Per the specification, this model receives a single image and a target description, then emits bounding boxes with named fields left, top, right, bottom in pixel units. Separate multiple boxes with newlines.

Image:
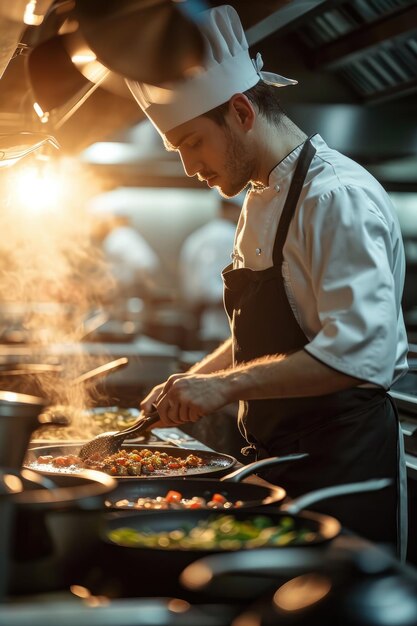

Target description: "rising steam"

left=0, top=156, right=120, bottom=436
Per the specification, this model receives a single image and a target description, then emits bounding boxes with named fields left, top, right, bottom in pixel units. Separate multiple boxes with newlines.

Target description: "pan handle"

left=180, top=548, right=326, bottom=593
left=220, top=452, right=309, bottom=483
left=20, top=468, right=58, bottom=490
left=70, top=357, right=129, bottom=386
left=180, top=541, right=391, bottom=595
left=282, top=478, right=393, bottom=515
left=0, top=468, right=57, bottom=491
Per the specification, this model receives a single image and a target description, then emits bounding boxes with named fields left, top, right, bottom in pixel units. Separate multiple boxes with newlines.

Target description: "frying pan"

left=30, top=405, right=144, bottom=445
left=97, top=478, right=391, bottom=599
left=104, top=454, right=308, bottom=510
left=0, top=357, right=128, bottom=398
left=25, top=443, right=238, bottom=479
left=179, top=535, right=394, bottom=603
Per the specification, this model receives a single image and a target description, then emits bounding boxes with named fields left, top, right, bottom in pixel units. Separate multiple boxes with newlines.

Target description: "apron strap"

left=273, top=139, right=316, bottom=267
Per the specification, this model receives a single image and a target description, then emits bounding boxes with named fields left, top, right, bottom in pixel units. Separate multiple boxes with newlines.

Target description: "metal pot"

left=6, top=468, right=117, bottom=595
left=0, top=468, right=26, bottom=600
left=0, top=390, right=48, bottom=469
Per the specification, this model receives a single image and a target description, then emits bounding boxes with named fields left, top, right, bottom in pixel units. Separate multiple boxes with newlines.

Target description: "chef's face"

left=164, top=114, right=255, bottom=197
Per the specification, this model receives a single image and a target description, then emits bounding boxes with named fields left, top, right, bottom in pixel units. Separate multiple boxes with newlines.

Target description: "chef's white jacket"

left=233, top=134, right=408, bottom=388
left=180, top=218, right=236, bottom=342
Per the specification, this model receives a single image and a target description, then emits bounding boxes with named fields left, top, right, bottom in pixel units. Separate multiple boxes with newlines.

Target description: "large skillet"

left=25, top=442, right=237, bottom=478
left=179, top=535, right=396, bottom=604
left=97, top=478, right=391, bottom=599
left=105, top=454, right=308, bottom=510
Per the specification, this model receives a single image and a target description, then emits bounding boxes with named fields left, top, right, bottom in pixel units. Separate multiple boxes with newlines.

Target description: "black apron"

left=222, top=139, right=402, bottom=549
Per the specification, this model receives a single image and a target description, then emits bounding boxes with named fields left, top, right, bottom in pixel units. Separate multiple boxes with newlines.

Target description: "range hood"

left=283, top=0, right=417, bottom=106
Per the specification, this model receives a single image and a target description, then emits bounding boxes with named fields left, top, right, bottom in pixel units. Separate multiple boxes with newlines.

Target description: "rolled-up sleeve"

left=303, top=185, right=399, bottom=388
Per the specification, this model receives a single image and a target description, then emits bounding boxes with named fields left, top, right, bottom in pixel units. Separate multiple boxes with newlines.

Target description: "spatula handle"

left=115, top=409, right=160, bottom=439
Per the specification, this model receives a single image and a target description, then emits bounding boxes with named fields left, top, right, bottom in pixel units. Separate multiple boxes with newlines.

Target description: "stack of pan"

left=24, top=439, right=390, bottom=604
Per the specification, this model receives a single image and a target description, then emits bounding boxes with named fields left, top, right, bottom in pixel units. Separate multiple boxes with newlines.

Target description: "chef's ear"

left=228, top=93, right=256, bottom=131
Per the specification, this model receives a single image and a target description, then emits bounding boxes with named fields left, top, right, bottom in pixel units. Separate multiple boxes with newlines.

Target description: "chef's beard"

left=217, top=124, right=256, bottom=198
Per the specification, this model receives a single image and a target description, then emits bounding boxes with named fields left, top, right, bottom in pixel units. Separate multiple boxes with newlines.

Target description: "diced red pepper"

left=165, top=490, right=182, bottom=503
left=211, top=493, right=227, bottom=504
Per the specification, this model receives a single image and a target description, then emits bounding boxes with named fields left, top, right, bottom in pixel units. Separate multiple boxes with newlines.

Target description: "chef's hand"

left=140, top=374, right=189, bottom=428
left=155, top=373, right=231, bottom=426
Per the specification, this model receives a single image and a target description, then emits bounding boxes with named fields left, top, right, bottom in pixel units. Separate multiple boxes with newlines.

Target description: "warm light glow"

left=273, top=574, right=332, bottom=612
left=11, top=164, right=67, bottom=213
left=81, top=142, right=142, bottom=165
left=0, top=158, right=116, bottom=431
left=72, top=53, right=97, bottom=64
left=3, top=474, right=23, bottom=494
left=33, top=102, right=44, bottom=117
left=33, top=102, right=49, bottom=123
left=70, top=585, right=91, bottom=598
left=167, top=599, right=190, bottom=613
left=180, top=562, right=212, bottom=590
left=24, top=0, right=44, bottom=26
left=1, top=391, right=20, bottom=403
left=70, top=587, right=110, bottom=607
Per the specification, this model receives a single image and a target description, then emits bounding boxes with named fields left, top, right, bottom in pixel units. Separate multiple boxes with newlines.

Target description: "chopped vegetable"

left=165, top=490, right=182, bottom=503
left=106, top=489, right=244, bottom=510
left=32, top=448, right=205, bottom=477
left=211, top=493, right=227, bottom=504
left=107, top=515, right=316, bottom=550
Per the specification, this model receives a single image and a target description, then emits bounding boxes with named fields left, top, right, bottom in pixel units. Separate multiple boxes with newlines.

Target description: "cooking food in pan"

left=31, top=406, right=141, bottom=442
left=107, top=514, right=315, bottom=550
left=26, top=444, right=237, bottom=478
left=109, top=489, right=245, bottom=510
left=104, top=454, right=306, bottom=509
left=35, top=448, right=204, bottom=477
left=100, top=479, right=388, bottom=601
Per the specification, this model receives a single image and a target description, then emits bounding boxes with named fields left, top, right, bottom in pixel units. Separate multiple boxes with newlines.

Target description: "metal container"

left=0, top=390, right=47, bottom=469
left=7, top=468, right=117, bottom=595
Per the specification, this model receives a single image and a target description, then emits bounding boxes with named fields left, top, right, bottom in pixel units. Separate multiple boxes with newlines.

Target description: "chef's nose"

left=179, top=151, right=201, bottom=178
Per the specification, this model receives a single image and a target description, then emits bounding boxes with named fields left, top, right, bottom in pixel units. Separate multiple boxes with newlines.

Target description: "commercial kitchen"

left=1, top=1, right=417, bottom=625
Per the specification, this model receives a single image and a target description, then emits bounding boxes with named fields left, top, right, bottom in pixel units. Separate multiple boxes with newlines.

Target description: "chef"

left=127, top=5, right=409, bottom=554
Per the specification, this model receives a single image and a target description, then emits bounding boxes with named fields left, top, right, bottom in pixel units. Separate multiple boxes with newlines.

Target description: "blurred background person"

left=178, top=193, right=247, bottom=460
left=179, top=194, right=243, bottom=351
left=90, top=210, right=162, bottom=320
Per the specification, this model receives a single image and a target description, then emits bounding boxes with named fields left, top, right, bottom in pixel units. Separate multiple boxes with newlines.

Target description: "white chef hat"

left=126, top=4, right=297, bottom=135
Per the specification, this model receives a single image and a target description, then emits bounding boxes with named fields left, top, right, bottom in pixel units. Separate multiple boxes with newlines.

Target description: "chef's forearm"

left=221, top=349, right=363, bottom=400
left=188, top=337, right=233, bottom=374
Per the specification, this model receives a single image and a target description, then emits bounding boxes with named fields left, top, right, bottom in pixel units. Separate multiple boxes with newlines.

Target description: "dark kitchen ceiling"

left=0, top=0, right=416, bottom=188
